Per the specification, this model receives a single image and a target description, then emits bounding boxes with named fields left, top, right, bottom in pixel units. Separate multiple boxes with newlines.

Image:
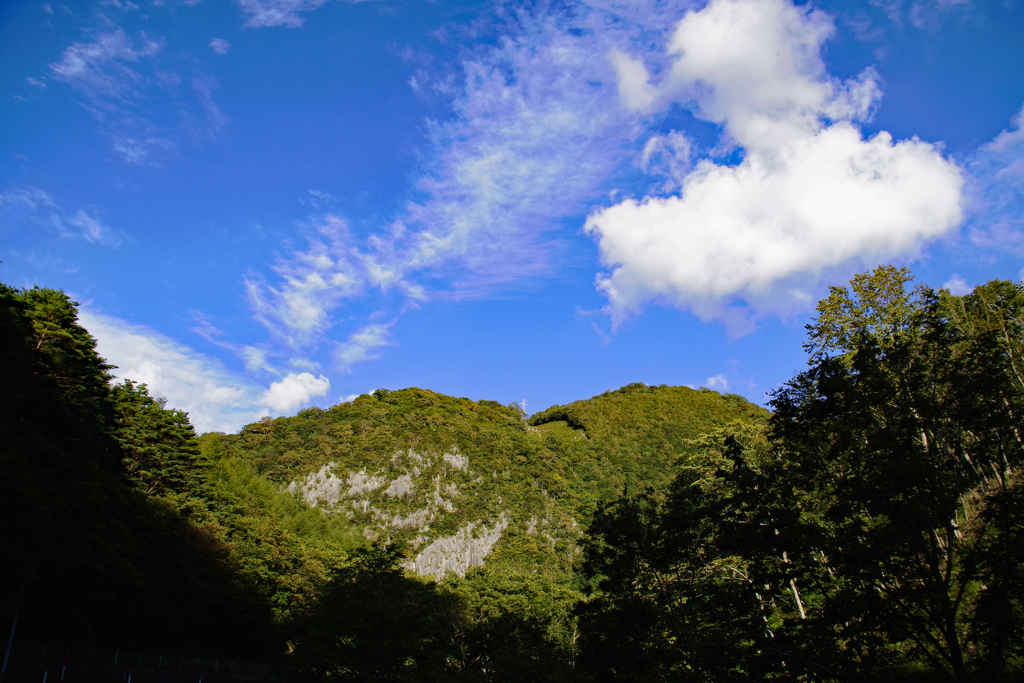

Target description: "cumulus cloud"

left=336, top=323, right=393, bottom=370
left=705, top=373, right=729, bottom=391
left=260, top=372, right=330, bottom=414
left=942, top=274, right=972, bottom=295
left=47, top=29, right=227, bottom=164
left=584, top=0, right=964, bottom=331
left=0, top=188, right=122, bottom=245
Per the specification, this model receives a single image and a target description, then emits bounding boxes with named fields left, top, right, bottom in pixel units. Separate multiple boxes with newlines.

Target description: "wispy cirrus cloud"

left=237, top=0, right=333, bottom=28
left=335, top=323, right=393, bottom=371
left=863, top=0, right=972, bottom=30
left=49, top=29, right=162, bottom=96
left=245, top=0, right=697, bottom=361
left=964, top=102, right=1024, bottom=253
left=0, top=188, right=123, bottom=246
left=209, top=38, right=231, bottom=54
left=46, top=28, right=227, bottom=164
left=245, top=215, right=368, bottom=349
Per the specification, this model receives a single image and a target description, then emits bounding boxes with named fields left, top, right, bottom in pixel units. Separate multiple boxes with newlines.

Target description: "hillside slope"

left=207, top=384, right=767, bottom=579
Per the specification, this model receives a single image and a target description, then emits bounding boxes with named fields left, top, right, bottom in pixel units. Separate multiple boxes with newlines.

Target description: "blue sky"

left=2, top=0, right=1023, bottom=433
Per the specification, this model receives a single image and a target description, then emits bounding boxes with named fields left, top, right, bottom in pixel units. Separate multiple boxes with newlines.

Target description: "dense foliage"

left=577, top=267, right=1024, bottom=682
left=193, top=376, right=764, bottom=679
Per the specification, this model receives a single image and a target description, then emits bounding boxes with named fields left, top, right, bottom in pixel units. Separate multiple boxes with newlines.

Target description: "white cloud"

left=942, top=274, right=972, bottom=295
left=609, top=48, right=657, bottom=113
left=209, top=38, right=231, bottom=54
left=260, top=372, right=330, bottom=414
left=908, top=0, right=971, bottom=30
left=49, top=30, right=162, bottom=95
left=983, top=104, right=1024, bottom=158
left=639, top=131, right=693, bottom=192
left=245, top=3, right=684, bottom=351
left=965, top=103, right=1024, bottom=252
left=336, top=323, right=393, bottom=370
left=68, top=210, right=119, bottom=244
left=584, top=0, right=964, bottom=331
left=0, top=188, right=121, bottom=245
left=705, top=373, right=729, bottom=391
left=82, top=310, right=340, bottom=432
left=47, top=29, right=226, bottom=164
left=246, top=215, right=366, bottom=347
left=80, top=310, right=268, bottom=433
left=237, top=0, right=332, bottom=28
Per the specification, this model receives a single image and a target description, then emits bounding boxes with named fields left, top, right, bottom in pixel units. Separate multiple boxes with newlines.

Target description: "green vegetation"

left=577, top=267, right=1024, bottom=681
left=2, top=267, right=1022, bottom=681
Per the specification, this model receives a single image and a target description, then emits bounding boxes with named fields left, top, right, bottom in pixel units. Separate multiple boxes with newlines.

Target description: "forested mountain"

left=203, top=382, right=764, bottom=582
left=2, top=267, right=1022, bottom=682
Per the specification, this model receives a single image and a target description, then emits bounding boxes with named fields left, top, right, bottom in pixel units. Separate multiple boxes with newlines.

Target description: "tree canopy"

left=576, top=268, right=1024, bottom=681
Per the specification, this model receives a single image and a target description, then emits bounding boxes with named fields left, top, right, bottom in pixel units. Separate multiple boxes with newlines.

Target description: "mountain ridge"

left=202, top=383, right=768, bottom=580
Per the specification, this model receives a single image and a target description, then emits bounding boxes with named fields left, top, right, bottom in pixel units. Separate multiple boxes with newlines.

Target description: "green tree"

left=576, top=422, right=799, bottom=682
left=289, top=543, right=466, bottom=681
left=110, top=379, right=206, bottom=496
left=0, top=283, right=278, bottom=655
left=577, top=269, right=1024, bottom=681
left=451, top=563, right=583, bottom=682
left=768, top=268, right=1024, bottom=679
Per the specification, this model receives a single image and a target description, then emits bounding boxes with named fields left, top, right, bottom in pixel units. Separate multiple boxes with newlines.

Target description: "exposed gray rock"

left=288, top=448, right=517, bottom=578
left=385, top=474, right=415, bottom=498
left=393, top=449, right=424, bottom=464
left=443, top=450, right=469, bottom=470
left=391, top=507, right=432, bottom=529
left=347, top=469, right=386, bottom=497
left=433, top=487, right=456, bottom=513
left=403, top=514, right=510, bottom=580
left=297, top=463, right=344, bottom=507
left=290, top=464, right=390, bottom=508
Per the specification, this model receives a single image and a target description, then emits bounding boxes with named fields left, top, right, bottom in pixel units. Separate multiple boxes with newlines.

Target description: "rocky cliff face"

left=287, top=448, right=526, bottom=579
left=403, top=513, right=510, bottom=580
